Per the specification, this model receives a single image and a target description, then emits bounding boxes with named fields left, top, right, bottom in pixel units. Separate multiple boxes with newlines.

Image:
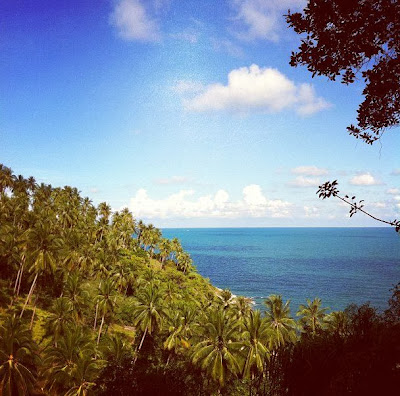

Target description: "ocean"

left=162, top=227, right=400, bottom=313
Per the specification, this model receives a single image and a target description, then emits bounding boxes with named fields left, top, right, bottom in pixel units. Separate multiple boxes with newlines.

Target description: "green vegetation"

left=0, top=164, right=399, bottom=395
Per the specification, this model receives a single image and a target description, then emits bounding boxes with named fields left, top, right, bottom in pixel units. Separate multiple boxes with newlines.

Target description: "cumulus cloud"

left=110, top=0, right=161, bottom=42
left=350, top=173, right=381, bottom=186
left=230, top=0, right=306, bottom=42
left=128, top=184, right=292, bottom=219
left=289, top=176, right=320, bottom=188
left=176, top=64, right=330, bottom=115
left=387, top=188, right=400, bottom=195
left=292, top=165, right=328, bottom=176
left=155, top=176, right=191, bottom=185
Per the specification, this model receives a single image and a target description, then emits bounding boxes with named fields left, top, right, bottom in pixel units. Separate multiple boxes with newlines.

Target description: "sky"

left=1, top=0, right=399, bottom=228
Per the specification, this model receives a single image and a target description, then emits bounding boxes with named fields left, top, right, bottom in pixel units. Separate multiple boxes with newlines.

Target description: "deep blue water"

left=162, top=228, right=400, bottom=312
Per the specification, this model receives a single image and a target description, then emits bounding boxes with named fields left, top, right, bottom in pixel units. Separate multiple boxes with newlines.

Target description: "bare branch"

left=317, top=181, right=400, bottom=233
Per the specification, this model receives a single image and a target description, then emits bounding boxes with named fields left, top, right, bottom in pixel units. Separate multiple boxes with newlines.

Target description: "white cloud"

left=370, top=202, right=386, bottom=208
left=178, top=64, right=330, bottom=115
left=230, top=0, right=306, bottom=42
left=210, top=38, right=244, bottom=58
left=155, top=176, right=191, bottom=185
left=289, top=176, right=320, bottom=187
left=170, top=31, right=198, bottom=43
left=292, top=165, right=328, bottom=176
left=110, top=0, right=160, bottom=42
left=387, top=188, right=400, bottom=195
left=128, top=184, right=292, bottom=219
left=304, top=206, right=319, bottom=218
left=391, top=169, right=400, bottom=176
left=350, top=173, right=381, bottom=186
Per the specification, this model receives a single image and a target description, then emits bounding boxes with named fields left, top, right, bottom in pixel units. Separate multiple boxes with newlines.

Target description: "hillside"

left=0, top=164, right=399, bottom=395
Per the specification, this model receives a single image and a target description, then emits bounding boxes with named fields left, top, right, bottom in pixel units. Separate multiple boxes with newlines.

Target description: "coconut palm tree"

left=176, top=251, right=193, bottom=274
left=241, top=310, right=270, bottom=379
left=218, top=288, right=233, bottom=310
left=132, top=283, right=166, bottom=356
left=163, top=304, right=197, bottom=353
left=63, top=272, right=89, bottom=323
left=231, top=296, right=253, bottom=323
left=0, top=316, right=37, bottom=396
left=297, top=298, right=329, bottom=335
left=158, top=238, right=172, bottom=268
left=63, top=355, right=104, bottom=396
left=264, top=295, right=297, bottom=349
left=170, top=237, right=182, bottom=262
left=43, top=326, right=96, bottom=394
left=95, top=278, right=116, bottom=344
left=100, top=334, right=132, bottom=365
left=45, top=297, right=74, bottom=346
left=20, top=223, right=63, bottom=318
left=0, top=164, right=14, bottom=194
left=192, top=308, right=241, bottom=388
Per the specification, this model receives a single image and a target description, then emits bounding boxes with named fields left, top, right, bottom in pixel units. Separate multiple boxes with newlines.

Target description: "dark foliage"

left=287, top=0, right=400, bottom=144
left=278, top=303, right=400, bottom=395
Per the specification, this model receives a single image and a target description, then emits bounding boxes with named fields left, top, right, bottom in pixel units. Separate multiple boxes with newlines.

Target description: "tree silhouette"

left=287, top=0, right=400, bottom=144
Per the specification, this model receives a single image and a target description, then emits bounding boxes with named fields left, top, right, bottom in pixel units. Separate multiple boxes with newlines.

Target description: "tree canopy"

left=287, top=0, right=400, bottom=144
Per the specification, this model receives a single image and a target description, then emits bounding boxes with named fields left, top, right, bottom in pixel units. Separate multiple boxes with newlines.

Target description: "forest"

left=0, top=164, right=399, bottom=395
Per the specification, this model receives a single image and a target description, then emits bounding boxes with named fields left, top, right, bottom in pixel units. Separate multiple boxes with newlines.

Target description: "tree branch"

left=317, top=180, right=400, bottom=232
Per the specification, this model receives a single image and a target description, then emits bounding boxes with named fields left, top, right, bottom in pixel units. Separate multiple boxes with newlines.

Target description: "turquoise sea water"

left=162, top=227, right=400, bottom=312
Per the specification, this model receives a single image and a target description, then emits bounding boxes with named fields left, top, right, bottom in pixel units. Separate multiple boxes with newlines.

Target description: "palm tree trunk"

left=20, top=272, right=38, bottom=318
left=93, top=302, right=99, bottom=330
left=14, top=267, right=21, bottom=295
left=16, top=262, right=24, bottom=297
left=138, top=327, right=148, bottom=351
left=133, top=327, right=148, bottom=363
left=97, top=314, right=105, bottom=345
left=29, top=296, right=38, bottom=330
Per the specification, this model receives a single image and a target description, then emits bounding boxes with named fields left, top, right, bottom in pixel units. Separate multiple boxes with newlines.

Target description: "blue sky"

left=1, top=0, right=399, bottom=227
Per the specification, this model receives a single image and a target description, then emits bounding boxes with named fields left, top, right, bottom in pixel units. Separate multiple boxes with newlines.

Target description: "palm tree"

left=170, top=237, right=182, bottom=262
left=43, top=326, right=96, bottom=394
left=163, top=304, right=197, bottom=353
left=63, top=355, right=104, bottom=396
left=0, top=164, right=14, bottom=194
left=45, top=297, right=74, bottom=346
left=176, top=251, right=193, bottom=274
left=20, top=223, right=62, bottom=318
left=0, top=316, right=37, bottom=395
left=218, top=288, right=233, bottom=310
left=297, top=298, right=329, bottom=335
left=192, top=308, right=241, bottom=388
left=95, top=278, right=116, bottom=344
left=325, top=310, right=349, bottom=336
left=158, top=238, right=172, bottom=268
left=264, top=295, right=297, bottom=349
left=241, top=310, right=270, bottom=379
left=97, top=202, right=111, bottom=243
left=231, top=296, right=253, bottom=323
left=63, top=272, right=89, bottom=323
left=132, top=283, right=166, bottom=356
left=100, top=334, right=132, bottom=365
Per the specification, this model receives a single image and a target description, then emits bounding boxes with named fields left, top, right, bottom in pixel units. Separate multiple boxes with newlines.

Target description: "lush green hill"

left=1, top=164, right=399, bottom=395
